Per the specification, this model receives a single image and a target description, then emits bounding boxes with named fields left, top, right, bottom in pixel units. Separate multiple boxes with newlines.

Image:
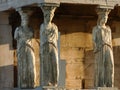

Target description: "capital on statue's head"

left=96, top=8, right=111, bottom=16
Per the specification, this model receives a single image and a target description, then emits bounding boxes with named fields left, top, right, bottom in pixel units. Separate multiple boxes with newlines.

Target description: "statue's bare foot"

left=48, top=82, right=52, bottom=86
left=54, top=83, right=57, bottom=87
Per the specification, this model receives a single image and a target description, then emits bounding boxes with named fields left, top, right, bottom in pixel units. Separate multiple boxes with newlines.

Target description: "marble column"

left=39, top=3, right=59, bottom=87
left=92, top=7, right=114, bottom=88
left=14, top=8, right=37, bottom=89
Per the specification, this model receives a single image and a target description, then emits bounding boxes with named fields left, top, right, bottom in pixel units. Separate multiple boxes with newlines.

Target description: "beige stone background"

left=0, top=4, right=120, bottom=89
left=0, top=12, right=14, bottom=89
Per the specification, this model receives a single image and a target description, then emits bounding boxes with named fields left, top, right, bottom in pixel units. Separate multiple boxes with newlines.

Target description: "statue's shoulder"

left=40, top=23, right=44, bottom=28
left=106, top=25, right=110, bottom=28
left=40, top=23, right=44, bottom=33
left=92, top=26, right=98, bottom=33
left=105, top=25, right=111, bottom=33
left=52, top=23, right=58, bottom=30
left=15, top=26, right=22, bottom=31
left=106, top=25, right=111, bottom=30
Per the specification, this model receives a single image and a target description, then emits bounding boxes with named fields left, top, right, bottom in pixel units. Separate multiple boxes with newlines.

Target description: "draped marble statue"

left=14, top=9, right=36, bottom=88
left=40, top=5, right=59, bottom=86
left=92, top=8, right=114, bottom=87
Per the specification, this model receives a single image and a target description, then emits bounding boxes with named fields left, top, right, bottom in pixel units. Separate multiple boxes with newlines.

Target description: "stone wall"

left=112, top=21, right=120, bottom=89
left=0, top=12, right=14, bottom=89
left=56, top=18, right=94, bottom=89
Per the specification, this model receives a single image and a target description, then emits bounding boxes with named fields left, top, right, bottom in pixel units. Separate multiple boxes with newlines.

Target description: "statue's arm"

left=107, top=26, right=112, bottom=47
left=48, top=23, right=58, bottom=42
left=40, top=24, right=44, bottom=47
left=92, top=27, right=98, bottom=53
left=55, top=25, right=58, bottom=41
left=14, top=27, right=19, bottom=40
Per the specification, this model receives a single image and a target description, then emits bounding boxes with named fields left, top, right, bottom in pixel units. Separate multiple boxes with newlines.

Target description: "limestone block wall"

left=0, top=12, right=14, bottom=89
left=112, top=21, right=120, bottom=89
left=57, top=18, right=86, bottom=89
left=56, top=18, right=95, bottom=89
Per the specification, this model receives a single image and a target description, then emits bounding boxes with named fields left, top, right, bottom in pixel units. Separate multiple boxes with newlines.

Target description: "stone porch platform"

left=0, top=87, right=117, bottom=90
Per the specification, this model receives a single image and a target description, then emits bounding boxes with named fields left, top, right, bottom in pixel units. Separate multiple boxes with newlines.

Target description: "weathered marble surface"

left=14, top=9, right=36, bottom=88
left=92, top=8, right=114, bottom=87
left=40, top=5, right=59, bottom=86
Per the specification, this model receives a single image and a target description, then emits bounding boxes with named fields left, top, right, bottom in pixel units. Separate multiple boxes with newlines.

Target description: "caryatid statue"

left=14, top=8, right=36, bottom=88
left=92, top=8, right=114, bottom=87
left=40, top=5, right=59, bottom=86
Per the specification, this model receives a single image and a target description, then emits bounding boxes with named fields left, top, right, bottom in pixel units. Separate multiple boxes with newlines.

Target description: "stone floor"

left=13, top=87, right=97, bottom=90
left=1, top=87, right=118, bottom=90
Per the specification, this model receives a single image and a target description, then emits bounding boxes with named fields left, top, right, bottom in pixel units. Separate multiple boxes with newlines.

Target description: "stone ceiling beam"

left=0, top=0, right=119, bottom=12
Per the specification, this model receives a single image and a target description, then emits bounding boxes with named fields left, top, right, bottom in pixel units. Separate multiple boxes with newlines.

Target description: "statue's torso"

left=16, top=26, right=33, bottom=44
left=40, top=23, right=58, bottom=48
left=94, top=26, right=112, bottom=48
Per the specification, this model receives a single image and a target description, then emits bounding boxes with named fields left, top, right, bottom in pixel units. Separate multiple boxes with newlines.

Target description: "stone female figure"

left=40, top=6, right=59, bottom=86
left=92, top=8, right=114, bottom=87
left=14, top=10, right=36, bottom=88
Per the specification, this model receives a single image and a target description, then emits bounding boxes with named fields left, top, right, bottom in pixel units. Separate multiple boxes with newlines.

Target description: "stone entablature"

left=0, top=0, right=119, bottom=11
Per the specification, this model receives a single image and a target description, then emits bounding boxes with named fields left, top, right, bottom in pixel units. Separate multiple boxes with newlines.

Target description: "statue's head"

left=96, top=8, right=111, bottom=26
left=41, top=6, right=56, bottom=23
left=16, top=8, right=29, bottom=26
